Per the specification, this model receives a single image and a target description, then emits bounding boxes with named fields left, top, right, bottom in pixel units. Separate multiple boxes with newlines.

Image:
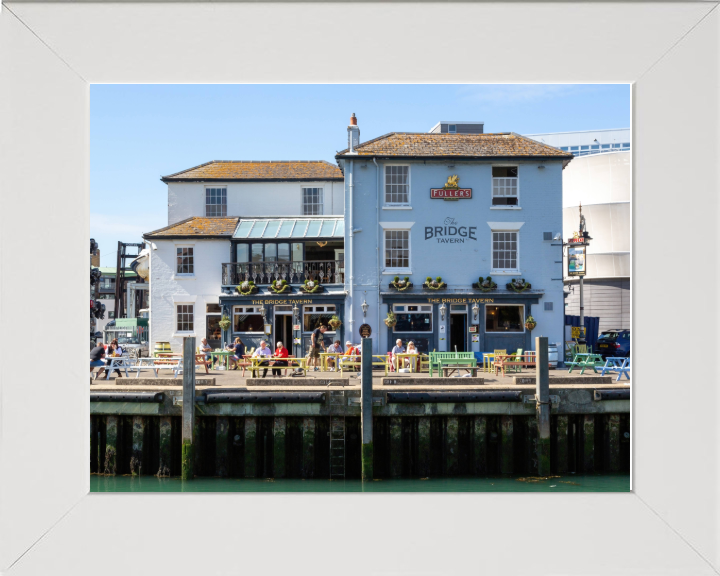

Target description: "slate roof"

left=336, top=132, right=573, bottom=160
left=161, top=161, right=343, bottom=182
left=144, top=217, right=240, bottom=238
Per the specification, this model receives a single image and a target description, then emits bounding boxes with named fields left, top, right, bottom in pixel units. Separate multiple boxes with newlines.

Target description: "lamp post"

left=259, top=303, right=266, bottom=323
left=439, top=302, right=447, bottom=321
left=577, top=203, right=592, bottom=339
left=472, top=302, right=479, bottom=322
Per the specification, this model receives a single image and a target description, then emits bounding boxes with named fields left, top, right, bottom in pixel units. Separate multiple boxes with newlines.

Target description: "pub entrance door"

left=274, top=306, right=294, bottom=350
left=449, top=305, right=468, bottom=351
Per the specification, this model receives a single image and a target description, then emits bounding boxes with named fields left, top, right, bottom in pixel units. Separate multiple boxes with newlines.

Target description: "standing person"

left=227, top=337, right=245, bottom=370
left=271, top=341, right=289, bottom=376
left=308, top=324, right=328, bottom=372
left=326, top=339, right=343, bottom=371
left=391, top=338, right=405, bottom=371
left=251, top=340, right=273, bottom=378
left=90, top=342, right=106, bottom=380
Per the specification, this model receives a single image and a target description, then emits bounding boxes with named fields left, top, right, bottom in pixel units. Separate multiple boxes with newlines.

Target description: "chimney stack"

left=348, top=113, right=360, bottom=153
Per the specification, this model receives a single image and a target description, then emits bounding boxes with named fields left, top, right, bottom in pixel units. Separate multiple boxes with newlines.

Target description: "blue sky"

left=90, top=84, right=630, bottom=266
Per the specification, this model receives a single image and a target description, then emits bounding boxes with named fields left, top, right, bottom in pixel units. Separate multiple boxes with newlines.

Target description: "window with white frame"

left=384, top=229, right=410, bottom=271
left=486, top=305, right=524, bottom=332
left=492, top=231, right=518, bottom=273
left=176, top=247, right=194, bottom=274
left=392, top=304, right=432, bottom=332
left=303, top=305, right=337, bottom=333
left=302, top=187, right=324, bottom=215
left=205, top=187, right=227, bottom=217
left=176, top=304, right=194, bottom=332
left=385, top=166, right=410, bottom=205
left=233, top=306, right=264, bottom=333
left=492, top=167, right=518, bottom=206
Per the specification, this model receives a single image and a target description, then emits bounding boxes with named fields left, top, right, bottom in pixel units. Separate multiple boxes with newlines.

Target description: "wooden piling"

left=389, top=417, right=403, bottom=478
left=181, top=337, right=196, bottom=480
left=500, top=415, right=513, bottom=474
left=104, top=415, right=118, bottom=475
left=583, top=415, right=595, bottom=473
left=417, top=417, right=431, bottom=477
left=273, top=417, right=286, bottom=479
left=244, top=417, right=257, bottom=478
left=90, top=416, right=99, bottom=474
left=157, top=416, right=172, bottom=477
left=526, top=417, right=538, bottom=476
left=556, top=415, right=569, bottom=474
left=215, top=417, right=229, bottom=477
left=360, top=337, right=373, bottom=481
left=446, top=416, right=459, bottom=476
left=535, top=336, right=551, bottom=475
left=302, top=417, right=315, bottom=478
left=607, top=414, right=621, bottom=472
left=472, top=416, right=487, bottom=476
left=130, top=416, right=145, bottom=476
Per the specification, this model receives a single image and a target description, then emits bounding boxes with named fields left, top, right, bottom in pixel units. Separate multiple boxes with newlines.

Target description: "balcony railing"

left=222, top=260, right=345, bottom=286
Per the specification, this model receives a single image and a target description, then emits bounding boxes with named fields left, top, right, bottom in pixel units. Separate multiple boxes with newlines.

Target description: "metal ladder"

left=329, top=391, right=346, bottom=479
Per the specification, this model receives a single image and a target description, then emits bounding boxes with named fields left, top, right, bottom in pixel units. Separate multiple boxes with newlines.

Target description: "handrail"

left=222, top=260, right=345, bottom=285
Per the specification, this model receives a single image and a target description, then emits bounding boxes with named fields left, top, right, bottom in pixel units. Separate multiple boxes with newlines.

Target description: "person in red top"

left=272, top=341, right=290, bottom=376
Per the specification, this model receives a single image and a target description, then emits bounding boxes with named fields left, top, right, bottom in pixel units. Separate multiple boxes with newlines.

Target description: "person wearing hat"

left=339, top=340, right=360, bottom=372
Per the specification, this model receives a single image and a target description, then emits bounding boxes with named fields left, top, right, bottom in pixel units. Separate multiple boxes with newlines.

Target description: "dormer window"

left=448, top=124, right=457, bottom=133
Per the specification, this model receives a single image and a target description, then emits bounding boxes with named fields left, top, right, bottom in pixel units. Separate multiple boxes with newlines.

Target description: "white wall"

left=149, top=238, right=227, bottom=353
left=168, top=181, right=343, bottom=224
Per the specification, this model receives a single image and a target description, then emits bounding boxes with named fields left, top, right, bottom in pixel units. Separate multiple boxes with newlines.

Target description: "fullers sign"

left=431, top=174, right=472, bottom=200
left=425, top=217, right=477, bottom=243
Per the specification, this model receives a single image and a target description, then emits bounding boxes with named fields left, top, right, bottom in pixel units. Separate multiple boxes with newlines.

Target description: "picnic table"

left=319, top=351, right=344, bottom=371
left=442, top=364, right=479, bottom=377
left=434, top=357, right=476, bottom=377
left=209, top=350, right=232, bottom=370
left=493, top=354, right=543, bottom=377
left=567, top=353, right=605, bottom=374
left=103, top=356, right=135, bottom=380
left=600, top=357, right=631, bottom=382
left=248, top=355, right=307, bottom=376
left=394, top=352, right=421, bottom=372
left=339, top=354, right=389, bottom=376
left=171, top=354, right=212, bottom=377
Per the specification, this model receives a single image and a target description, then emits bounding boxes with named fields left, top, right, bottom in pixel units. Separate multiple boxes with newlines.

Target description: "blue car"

left=596, top=329, right=630, bottom=359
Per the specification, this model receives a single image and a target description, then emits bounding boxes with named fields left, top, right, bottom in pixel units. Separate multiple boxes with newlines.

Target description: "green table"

left=210, top=350, right=232, bottom=370
left=567, top=353, right=605, bottom=374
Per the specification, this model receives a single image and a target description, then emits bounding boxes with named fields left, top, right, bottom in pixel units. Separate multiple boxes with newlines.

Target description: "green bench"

left=428, top=352, right=477, bottom=377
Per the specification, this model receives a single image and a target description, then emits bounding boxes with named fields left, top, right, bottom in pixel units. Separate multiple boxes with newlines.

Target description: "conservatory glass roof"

left=233, top=217, right=345, bottom=239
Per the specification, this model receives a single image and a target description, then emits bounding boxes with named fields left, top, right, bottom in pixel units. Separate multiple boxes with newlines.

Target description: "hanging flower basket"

left=384, top=311, right=397, bottom=328
left=389, top=276, right=413, bottom=291
left=269, top=279, right=291, bottom=294
left=423, top=276, right=447, bottom=290
left=507, top=278, right=532, bottom=293
left=236, top=280, right=258, bottom=296
left=525, top=315, right=537, bottom=331
left=472, top=276, right=498, bottom=292
left=299, top=279, right=323, bottom=294
left=218, top=315, right=231, bottom=331
left=328, top=315, right=342, bottom=330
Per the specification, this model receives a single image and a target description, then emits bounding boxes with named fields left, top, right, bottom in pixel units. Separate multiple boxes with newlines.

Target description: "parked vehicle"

left=596, top=329, right=630, bottom=359
left=103, top=319, right=149, bottom=357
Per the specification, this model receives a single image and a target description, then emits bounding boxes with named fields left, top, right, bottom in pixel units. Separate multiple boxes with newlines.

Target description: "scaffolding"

left=114, top=241, right=146, bottom=319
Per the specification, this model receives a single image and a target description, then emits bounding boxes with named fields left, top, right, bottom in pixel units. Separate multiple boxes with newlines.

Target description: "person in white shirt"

left=326, top=340, right=343, bottom=371
left=404, top=340, right=419, bottom=370
left=391, top=339, right=405, bottom=371
left=251, top=340, right=273, bottom=378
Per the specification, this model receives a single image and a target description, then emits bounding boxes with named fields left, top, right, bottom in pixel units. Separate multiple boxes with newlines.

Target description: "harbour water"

left=91, top=473, right=630, bottom=493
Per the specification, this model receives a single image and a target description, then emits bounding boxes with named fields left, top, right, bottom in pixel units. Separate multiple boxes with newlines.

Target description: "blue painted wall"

left=343, top=158, right=566, bottom=354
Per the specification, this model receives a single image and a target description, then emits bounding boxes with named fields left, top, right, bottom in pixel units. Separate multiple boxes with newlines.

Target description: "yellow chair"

left=489, top=349, right=507, bottom=373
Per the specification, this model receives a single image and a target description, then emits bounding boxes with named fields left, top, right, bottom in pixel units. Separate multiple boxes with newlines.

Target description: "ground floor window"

left=206, top=303, right=222, bottom=345
left=303, top=305, right=336, bottom=332
left=233, top=306, right=264, bottom=333
left=486, top=305, right=524, bottom=332
left=392, top=304, right=432, bottom=332
left=176, top=304, right=194, bottom=332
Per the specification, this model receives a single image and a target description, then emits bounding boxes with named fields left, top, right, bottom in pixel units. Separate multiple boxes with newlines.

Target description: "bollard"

left=361, top=337, right=373, bottom=480
left=181, top=337, right=196, bottom=480
left=535, top=336, right=551, bottom=475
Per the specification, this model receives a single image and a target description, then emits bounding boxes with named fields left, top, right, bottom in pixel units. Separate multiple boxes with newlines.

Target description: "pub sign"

left=568, top=245, right=587, bottom=277
left=430, top=174, right=472, bottom=200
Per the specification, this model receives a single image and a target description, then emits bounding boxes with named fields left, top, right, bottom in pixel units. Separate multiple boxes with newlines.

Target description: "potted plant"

left=389, top=276, right=413, bottom=291
left=236, top=280, right=258, bottom=296
left=525, top=315, right=537, bottom=331
left=269, top=279, right=291, bottom=294
left=328, top=315, right=342, bottom=330
left=299, top=279, right=322, bottom=294
left=506, top=278, right=532, bottom=293
left=384, top=311, right=397, bottom=328
left=218, top=315, right=231, bottom=331
left=472, top=276, right=497, bottom=292
left=423, top=276, right=447, bottom=290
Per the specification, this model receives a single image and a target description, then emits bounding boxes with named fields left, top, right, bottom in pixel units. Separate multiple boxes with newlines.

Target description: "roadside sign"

left=571, top=326, right=586, bottom=338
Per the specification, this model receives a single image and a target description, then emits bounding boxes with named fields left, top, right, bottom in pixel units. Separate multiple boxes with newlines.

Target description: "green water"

left=91, top=474, right=630, bottom=493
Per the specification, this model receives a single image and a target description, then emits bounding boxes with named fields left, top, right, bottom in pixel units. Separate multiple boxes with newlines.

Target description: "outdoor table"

left=436, top=357, right=476, bottom=377
left=442, top=364, right=479, bottom=377
left=482, top=353, right=495, bottom=373
left=568, top=353, right=605, bottom=374
left=130, top=357, right=161, bottom=378
left=394, top=352, right=421, bottom=372
left=339, top=355, right=389, bottom=375
left=104, top=356, right=135, bottom=380
left=601, top=357, right=631, bottom=382
left=249, top=355, right=307, bottom=376
left=210, top=350, right=232, bottom=370
left=319, top=351, right=344, bottom=371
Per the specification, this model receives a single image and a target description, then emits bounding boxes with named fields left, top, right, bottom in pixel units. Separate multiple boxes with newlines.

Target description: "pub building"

left=143, top=160, right=348, bottom=357
left=336, top=115, right=574, bottom=356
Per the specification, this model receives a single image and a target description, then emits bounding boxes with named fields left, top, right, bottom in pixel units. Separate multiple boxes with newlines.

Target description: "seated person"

left=227, top=337, right=245, bottom=370
left=200, top=337, right=212, bottom=363
left=90, top=342, right=106, bottom=380
left=326, top=340, right=343, bottom=371
left=339, top=341, right=360, bottom=371
left=391, top=338, right=405, bottom=370
left=95, top=341, right=124, bottom=379
left=404, top=341, right=419, bottom=370
left=272, top=341, right=289, bottom=376
left=251, top=340, right=273, bottom=378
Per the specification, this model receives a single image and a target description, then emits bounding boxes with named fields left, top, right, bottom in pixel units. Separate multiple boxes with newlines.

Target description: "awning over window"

left=233, top=218, right=344, bottom=239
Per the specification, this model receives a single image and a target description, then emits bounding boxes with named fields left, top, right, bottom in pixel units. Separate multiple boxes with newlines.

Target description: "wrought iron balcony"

left=222, top=260, right=345, bottom=286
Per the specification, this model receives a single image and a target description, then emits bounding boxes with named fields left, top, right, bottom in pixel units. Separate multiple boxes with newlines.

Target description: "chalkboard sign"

left=359, top=323, right=372, bottom=338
